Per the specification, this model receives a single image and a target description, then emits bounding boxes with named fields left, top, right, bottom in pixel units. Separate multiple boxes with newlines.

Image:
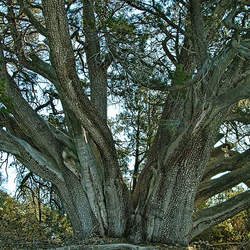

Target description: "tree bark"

left=128, top=109, right=221, bottom=245
left=54, top=174, right=100, bottom=240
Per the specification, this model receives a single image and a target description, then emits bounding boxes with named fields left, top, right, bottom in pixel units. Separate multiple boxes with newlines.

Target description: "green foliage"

left=169, top=64, right=191, bottom=98
left=0, top=80, right=13, bottom=114
left=160, top=119, right=180, bottom=134
left=170, top=64, right=191, bottom=86
left=110, top=17, right=135, bottom=34
left=195, top=209, right=249, bottom=244
left=110, top=87, right=164, bottom=186
left=0, top=190, right=73, bottom=247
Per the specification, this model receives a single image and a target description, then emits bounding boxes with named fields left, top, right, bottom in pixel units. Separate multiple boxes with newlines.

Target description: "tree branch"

left=162, top=36, right=177, bottom=66
left=223, top=3, right=249, bottom=33
left=27, top=53, right=58, bottom=83
left=0, top=129, right=64, bottom=184
left=203, top=148, right=249, bottom=181
left=41, top=0, right=120, bottom=167
left=212, top=71, right=250, bottom=108
left=190, top=0, right=208, bottom=63
left=81, top=0, right=108, bottom=121
left=225, top=110, right=250, bottom=124
left=196, top=163, right=250, bottom=206
left=0, top=50, right=62, bottom=165
left=17, top=0, right=47, bottom=37
left=0, top=112, right=36, bottom=148
left=122, top=0, right=185, bottom=34
left=208, top=47, right=237, bottom=96
left=0, top=129, right=20, bottom=156
left=192, top=190, right=250, bottom=238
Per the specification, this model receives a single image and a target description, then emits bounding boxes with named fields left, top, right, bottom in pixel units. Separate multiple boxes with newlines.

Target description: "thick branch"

left=192, top=191, right=250, bottom=238
left=27, top=53, right=58, bottom=84
left=46, top=122, right=74, bottom=150
left=196, top=163, right=250, bottom=207
left=208, top=47, right=237, bottom=96
left=42, top=0, right=119, bottom=167
left=226, top=110, right=250, bottom=124
left=0, top=112, right=36, bottom=149
left=203, top=148, right=250, bottom=181
left=0, top=129, right=64, bottom=184
left=81, top=0, right=108, bottom=121
left=0, top=129, right=20, bottom=156
left=212, top=72, right=250, bottom=108
left=42, top=2, right=129, bottom=230
left=190, top=0, right=207, bottom=63
left=0, top=51, right=62, bottom=164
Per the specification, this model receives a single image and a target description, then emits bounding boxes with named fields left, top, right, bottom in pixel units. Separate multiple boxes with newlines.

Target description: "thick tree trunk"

left=129, top=169, right=198, bottom=245
left=128, top=111, right=219, bottom=245
left=54, top=155, right=128, bottom=240
left=52, top=128, right=128, bottom=240
left=55, top=173, right=99, bottom=240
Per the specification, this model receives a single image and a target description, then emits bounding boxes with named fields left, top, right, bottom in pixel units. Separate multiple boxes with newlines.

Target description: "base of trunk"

left=50, top=243, right=197, bottom=250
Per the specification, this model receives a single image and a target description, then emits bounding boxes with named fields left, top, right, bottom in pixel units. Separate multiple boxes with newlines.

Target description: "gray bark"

left=128, top=93, right=225, bottom=245
left=82, top=0, right=108, bottom=121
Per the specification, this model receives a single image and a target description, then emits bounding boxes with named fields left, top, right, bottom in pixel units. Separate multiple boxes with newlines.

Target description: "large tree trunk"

left=129, top=149, right=211, bottom=245
left=55, top=173, right=99, bottom=240
left=128, top=100, right=222, bottom=245
left=55, top=131, right=128, bottom=239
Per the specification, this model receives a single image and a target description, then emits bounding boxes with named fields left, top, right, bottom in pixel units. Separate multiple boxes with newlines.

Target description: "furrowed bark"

left=213, top=75, right=250, bottom=107
left=55, top=171, right=100, bottom=240
left=0, top=129, right=101, bottom=240
left=208, top=48, right=237, bottom=95
left=0, top=0, right=249, bottom=246
left=74, top=126, right=108, bottom=236
left=82, top=0, right=108, bottom=121
left=192, top=190, right=250, bottom=239
left=190, top=0, right=207, bottom=63
left=42, top=0, right=128, bottom=237
left=0, top=129, right=63, bottom=184
left=129, top=102, right=223, bottom=245
left=42, top=0, right=117, bottom=164
left=129, top=136, right=210, bottom=245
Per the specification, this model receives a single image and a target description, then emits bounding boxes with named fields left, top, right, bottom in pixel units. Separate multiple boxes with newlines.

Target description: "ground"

left=0, top=236, right=249, bottom=249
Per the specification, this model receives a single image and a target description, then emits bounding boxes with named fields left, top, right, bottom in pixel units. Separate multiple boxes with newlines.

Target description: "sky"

left=0, top=165, right=17, bottom=196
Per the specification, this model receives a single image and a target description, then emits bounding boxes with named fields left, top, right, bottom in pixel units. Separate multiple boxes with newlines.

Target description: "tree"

left=0, top=0, right=249, bottom=246
left=0, top=189, right=73, bottom=247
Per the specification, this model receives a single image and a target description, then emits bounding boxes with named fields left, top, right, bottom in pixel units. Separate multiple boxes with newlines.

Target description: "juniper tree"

left=0, top=0, right=249, bottom=246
